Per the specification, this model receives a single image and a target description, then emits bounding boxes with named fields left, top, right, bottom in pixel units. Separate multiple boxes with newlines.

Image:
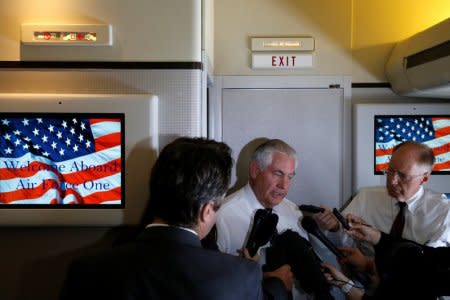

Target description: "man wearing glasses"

left=324, top=141, right=450, bottom=248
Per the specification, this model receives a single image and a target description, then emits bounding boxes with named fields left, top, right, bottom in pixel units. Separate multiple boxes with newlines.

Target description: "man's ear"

left=420, top=172, right=430, bottom=185
left=197, top=201, right=216, bottom=239
left=249, top=160, right=261, bottom=179
left=199, top=201, right=214, bottom=223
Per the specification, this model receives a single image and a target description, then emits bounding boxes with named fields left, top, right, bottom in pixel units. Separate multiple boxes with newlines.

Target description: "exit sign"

left=252, top=53, right=313, bottom=69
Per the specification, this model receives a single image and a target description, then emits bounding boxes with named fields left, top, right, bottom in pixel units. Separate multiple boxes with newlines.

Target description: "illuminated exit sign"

left=252, top=53, right=313, bottom=69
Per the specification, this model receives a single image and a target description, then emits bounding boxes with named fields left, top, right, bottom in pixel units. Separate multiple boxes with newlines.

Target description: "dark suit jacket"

left=59, top=226, right=263, bottom=300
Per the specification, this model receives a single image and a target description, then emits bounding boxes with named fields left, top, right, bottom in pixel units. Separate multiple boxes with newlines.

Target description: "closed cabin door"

left=222, top=88, right=343, bottom=209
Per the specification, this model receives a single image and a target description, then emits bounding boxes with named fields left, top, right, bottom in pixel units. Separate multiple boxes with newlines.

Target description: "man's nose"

left=277, top=176, right=290, bottom=189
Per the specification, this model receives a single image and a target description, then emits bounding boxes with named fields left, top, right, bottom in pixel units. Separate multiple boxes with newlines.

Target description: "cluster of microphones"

left=245, top=205, right=369, bottom=298
left=246, top=205, right=349, bottom=261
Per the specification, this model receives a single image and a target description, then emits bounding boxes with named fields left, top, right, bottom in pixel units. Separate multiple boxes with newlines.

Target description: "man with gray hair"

left=216, top=139, right=333, bottom=300
left=316, top=141, right=450, bottom=248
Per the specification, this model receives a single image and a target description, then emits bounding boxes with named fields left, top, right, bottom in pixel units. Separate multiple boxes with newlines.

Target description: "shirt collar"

left=145, top=223, right=199, bottom=237
left=244, top=183, right=265, bottom=209
left=404, top=185, right=424, bottom=213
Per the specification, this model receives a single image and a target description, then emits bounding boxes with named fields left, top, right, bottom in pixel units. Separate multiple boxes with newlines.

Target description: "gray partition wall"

left=210, top=76, right=352, bottom=209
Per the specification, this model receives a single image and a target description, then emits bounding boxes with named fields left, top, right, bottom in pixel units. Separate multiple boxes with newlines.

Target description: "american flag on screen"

left=375, top=116, right=450, bottom=172
left=0, top=115, right=123, bottom=205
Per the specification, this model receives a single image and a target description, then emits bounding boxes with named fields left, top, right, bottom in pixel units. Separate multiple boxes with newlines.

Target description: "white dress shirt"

left=216, top=184, right=308, bottom=260
left=216, top=184, right=342, bottom=300
left=343, top=185, right=450, bottom=247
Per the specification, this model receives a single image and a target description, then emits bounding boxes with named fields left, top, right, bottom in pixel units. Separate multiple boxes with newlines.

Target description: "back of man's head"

left=146, top=137, right=233, bottom=228
left=393, top=141, right=435, bottom=172
left=251, top=139, right=297, bottom=170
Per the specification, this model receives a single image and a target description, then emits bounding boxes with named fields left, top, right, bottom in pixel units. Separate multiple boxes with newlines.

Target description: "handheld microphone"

left=299, top=204, right=325, bottom=214
left=301, top=216, right=345, bottom=259
left=266, top=229, right=333, bottom=299
left=245, top=209, right=279, bottom=257
left=302, top=216, right=373, bottom=285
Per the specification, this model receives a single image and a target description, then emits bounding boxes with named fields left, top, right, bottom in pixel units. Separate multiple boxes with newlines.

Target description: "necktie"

left=390, top=202, right=407, bottom=238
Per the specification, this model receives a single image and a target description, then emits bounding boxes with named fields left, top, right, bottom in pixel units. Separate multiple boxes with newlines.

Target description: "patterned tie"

left=390, top=202, right=407, bottom=238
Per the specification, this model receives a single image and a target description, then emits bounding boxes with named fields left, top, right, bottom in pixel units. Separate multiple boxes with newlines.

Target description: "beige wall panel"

left=0, top=0, right=201, bottom=61
left=203, top=0, right=215, bottom=72
left=214, top=0, right=352, bottom=76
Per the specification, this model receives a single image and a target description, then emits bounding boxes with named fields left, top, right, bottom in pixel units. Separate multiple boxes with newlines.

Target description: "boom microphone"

left=299, top=204, right=325, bottom=214
left=302, top=216, right=373, bottom=286
left=245, top=209, right=279, bottom=257
left=301, top=216, right=345, bottom=259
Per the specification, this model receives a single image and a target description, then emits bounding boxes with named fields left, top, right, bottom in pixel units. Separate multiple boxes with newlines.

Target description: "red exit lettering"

left=271, top=55, right=297, bottom=67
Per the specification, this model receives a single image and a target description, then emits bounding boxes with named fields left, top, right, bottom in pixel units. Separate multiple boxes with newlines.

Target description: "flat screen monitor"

left=354, top=103, right=450, bottom=195
left=0, top=94, right=158, bottom=226
left=1, top=112, right=125, bottom=206
left=374, top=115, right=450, bottom=174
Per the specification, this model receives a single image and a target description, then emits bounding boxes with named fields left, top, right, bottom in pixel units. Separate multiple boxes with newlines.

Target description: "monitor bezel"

left=353, top=102, right=450, bottom=195
left=0, top=93, right=158, bottom=226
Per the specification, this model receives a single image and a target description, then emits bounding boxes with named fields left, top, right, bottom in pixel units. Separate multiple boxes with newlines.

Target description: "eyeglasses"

left=382, top=168, right=425, bottom=183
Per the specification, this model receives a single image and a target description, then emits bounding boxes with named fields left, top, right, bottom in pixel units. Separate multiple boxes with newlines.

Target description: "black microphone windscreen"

left=263, top=213, right=278, bottom=233
left=256, top=213, right=278, bottom=243
left=267, top=230, right=333, bottom=298
left=301, top=215, right=319, bottom=234
left=246, top=209, right=278, bottom=257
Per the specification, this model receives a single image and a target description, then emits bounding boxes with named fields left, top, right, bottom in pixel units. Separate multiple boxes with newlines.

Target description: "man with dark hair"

left=60, top=137, right=264, bottom=300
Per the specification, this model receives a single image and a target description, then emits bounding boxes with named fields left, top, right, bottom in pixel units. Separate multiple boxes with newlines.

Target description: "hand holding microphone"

left=300, top=204, right=341, bottom=232
left=345, top=216, right=381, bottom=245
left=338, top=247, right=371, bottom=273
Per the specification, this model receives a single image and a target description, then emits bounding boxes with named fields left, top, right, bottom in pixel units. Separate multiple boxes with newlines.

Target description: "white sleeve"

left=215, top=214, right=233, bottom=254
left=426, top=208, right=450, bottom=248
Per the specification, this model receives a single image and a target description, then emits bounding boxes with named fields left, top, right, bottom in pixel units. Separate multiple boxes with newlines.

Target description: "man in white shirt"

left=315, top=141, right=450, bottom=248
left=216, top=139, right=334, bottom=300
